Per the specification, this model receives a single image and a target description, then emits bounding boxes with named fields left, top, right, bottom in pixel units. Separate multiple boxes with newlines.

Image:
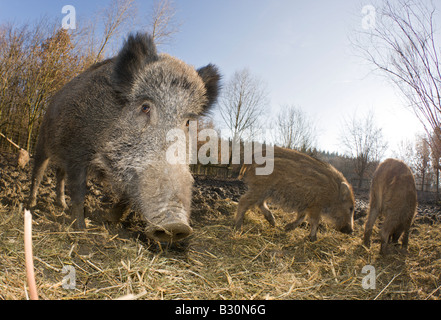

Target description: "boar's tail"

left=238, top=164, right=249, bottom=180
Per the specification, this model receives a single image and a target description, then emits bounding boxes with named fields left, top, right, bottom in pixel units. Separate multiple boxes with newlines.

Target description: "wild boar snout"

left=146, top=219, right=193, bottom=242
left=133, top=161, right=194, bottom=242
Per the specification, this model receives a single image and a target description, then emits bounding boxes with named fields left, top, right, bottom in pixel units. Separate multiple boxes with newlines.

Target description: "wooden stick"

left=374, top=272, right=401, bottom=300
left=0, top=131, right=21, bottom=150
left=24, top=209, right=38, bottom=300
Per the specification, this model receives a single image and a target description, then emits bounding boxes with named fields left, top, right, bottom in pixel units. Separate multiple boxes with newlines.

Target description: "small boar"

left=235, top=147, right=355, bottom=241
left=17, top=148, right=30, bottom=169
left=363, top=158, right=417, bottom=254
left=28, top=33, right=221, bottom=242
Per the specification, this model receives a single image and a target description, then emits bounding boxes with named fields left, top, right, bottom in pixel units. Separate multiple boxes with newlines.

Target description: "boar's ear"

left=113, top=32, right=159, bottom=97
left=340, top=182, right=352, bottom=201
left=197, top=64, right=221, bottom=114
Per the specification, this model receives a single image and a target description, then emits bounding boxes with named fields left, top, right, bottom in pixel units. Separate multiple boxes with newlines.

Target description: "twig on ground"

left=24, top=209, right=38, bottom=300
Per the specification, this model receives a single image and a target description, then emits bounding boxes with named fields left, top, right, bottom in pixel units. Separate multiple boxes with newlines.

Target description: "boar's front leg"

left=379, top=212, right=397, bottom=255
left=363, top=205, right=380, bottom=248
left=285, top=210, right=306, bottom=232
left=258, top=201, right=275, bottom=227
left=28, top=151, right=49, bottom=208
left=285, top=208, right=321, bottom=241
left=308, top=213, right=320, bottom=242
left=67, top=166, right=87, bottom=229
left=400, top=229, right=410, bottom=252
left=303, top=208, right=321, bottom=242
left=234, top=191, right=259, bottom=230
left=55, top=167, right=68, bottom=209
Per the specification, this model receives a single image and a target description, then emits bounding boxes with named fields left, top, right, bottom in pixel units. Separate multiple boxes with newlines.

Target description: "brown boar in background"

left=235, top=147, right=355, bottom=241
left=363, top=158, right=417, bottom=254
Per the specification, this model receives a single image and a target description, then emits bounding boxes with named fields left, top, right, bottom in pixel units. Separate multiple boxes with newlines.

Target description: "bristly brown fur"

left=197, top=64, right=222, bottom=115
left=363, top=158, right=417, bottom=254
left=28, top=32, right=221, bottom=242
left=235, top=146, right=355, bottom=241
left=112, top=33, right=159, bottom=98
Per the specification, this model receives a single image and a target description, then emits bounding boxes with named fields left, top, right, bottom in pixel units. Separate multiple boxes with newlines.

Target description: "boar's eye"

left=186, top=120, right=190, bottom=127
left=141, top=104, right=151, bottom=114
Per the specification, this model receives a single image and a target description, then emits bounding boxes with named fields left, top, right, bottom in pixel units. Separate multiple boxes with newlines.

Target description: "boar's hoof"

left=381, top=243, right=403, bottom=255
left=27, top=199, right=37, bottom=209
left=265, top=217, right=276, bottom=227
left=233, top=222, right=243, bottom=232
left=74, top=219, right=87, bottom=230
left=71, top=204, right=86, bottom=230
left=147, top=222, right=193, bottom=243
left=55, top=199, right=68, bottom=210
left=284, top=222, right=296, bottom=232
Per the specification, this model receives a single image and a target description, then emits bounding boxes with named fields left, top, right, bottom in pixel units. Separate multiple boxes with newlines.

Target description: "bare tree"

left=393, top=138, right=414, bottom=164
left=274, top=104, right=316, bottom=151
left=148, top=0, right=181, bottom=46
left=354, top=0, right=441, bottom=138
left=94, top=0, right=137, bottom=61
left=429, top=127, right=441, bottom=197
left=340, top=110, right=388, bottom=188
left=414, top=134, right=431, bottom=192
left=394, top=134, right=432, bottom=191
left=82, top=0, right=179, bottom=60
left=218, top=68, right=268, bottom=141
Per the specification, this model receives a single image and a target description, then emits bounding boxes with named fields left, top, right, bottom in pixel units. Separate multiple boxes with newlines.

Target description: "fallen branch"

left=24, top=209, right=38, bottom=300
left=0, top=131, right=21, bottom=150
left=374, top=272, right=401, bottom=300
left=0, top=132, right=30, bottom=168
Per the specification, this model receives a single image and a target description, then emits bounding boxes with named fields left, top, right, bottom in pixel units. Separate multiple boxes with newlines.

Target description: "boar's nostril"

left=148, top=222, right=193, bottom=243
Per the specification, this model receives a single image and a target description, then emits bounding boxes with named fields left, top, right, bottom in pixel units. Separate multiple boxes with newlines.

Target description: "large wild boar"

left=235, top=147, right=355, bottom=241
left=27, top=33, right=220, bottom=242
left=363, top=158, right=417, bottom=254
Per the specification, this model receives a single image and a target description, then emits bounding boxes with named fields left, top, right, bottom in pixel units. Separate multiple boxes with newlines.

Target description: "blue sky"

left=0, top=0, right=426, bottom=155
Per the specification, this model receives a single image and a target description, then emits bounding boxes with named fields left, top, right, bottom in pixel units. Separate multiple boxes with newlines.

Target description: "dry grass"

left=1, top=199, right=440, bottom=300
